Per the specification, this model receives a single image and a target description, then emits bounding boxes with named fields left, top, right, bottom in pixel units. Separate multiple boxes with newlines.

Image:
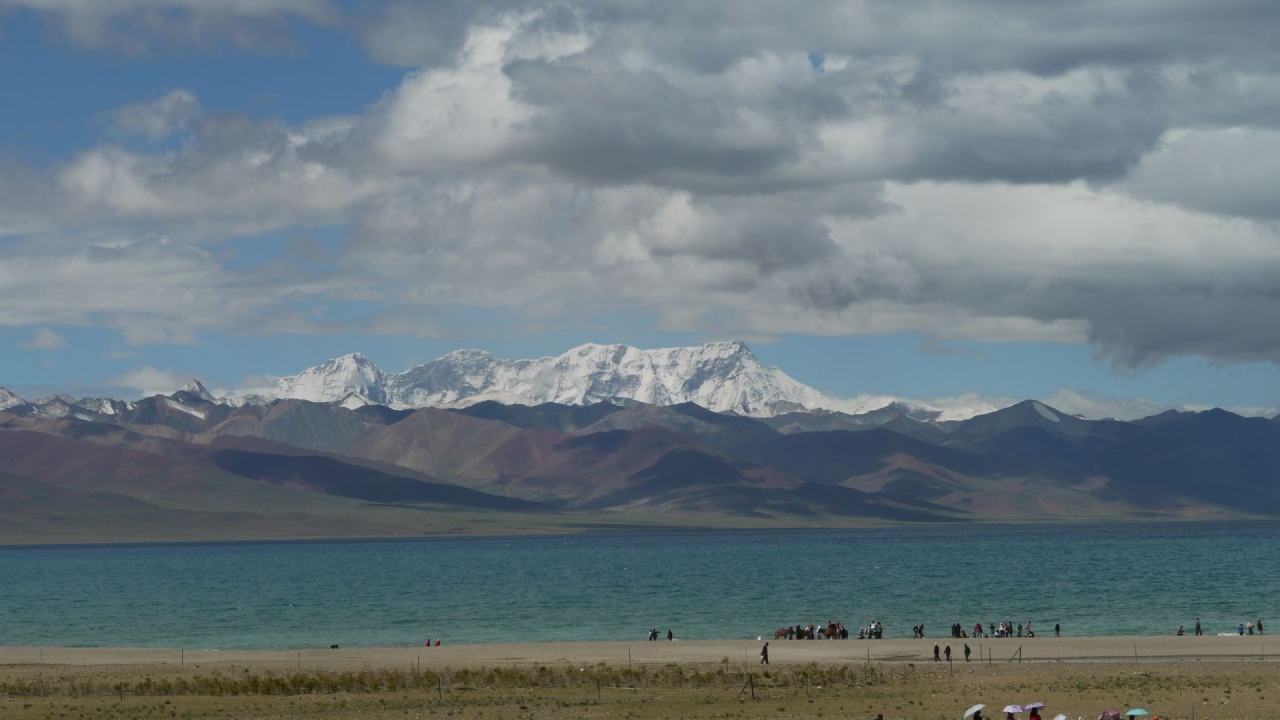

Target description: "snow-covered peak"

left=273, top=352, right=388, bottom=404
left=76, top=397, right=128, bottom=415
left=0, top=387, right=26, bottom=411
left=254, top=341, right=843, bottom=417
left=438, top=348, right=498, bottom=363
left=177, top=379, right=217, bottom=403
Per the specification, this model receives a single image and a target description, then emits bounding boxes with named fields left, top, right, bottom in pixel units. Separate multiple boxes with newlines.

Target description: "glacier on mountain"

left=262, top=340, right=858, bottom=417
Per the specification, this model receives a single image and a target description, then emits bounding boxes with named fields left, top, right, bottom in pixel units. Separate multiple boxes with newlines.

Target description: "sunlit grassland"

left=1, top=659, right=1277, bottom=719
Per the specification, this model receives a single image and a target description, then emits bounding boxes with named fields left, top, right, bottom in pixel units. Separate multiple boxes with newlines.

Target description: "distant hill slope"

left=1099, top=409, right=1280, bottom=513
left=0, top=388, right=1268, bottom=544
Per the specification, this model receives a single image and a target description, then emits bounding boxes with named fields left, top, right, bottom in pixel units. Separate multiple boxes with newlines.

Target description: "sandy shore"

left=2, top=634, right=1275, bottom=671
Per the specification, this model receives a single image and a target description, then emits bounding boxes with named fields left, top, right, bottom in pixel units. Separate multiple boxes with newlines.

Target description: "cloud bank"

left=1, top=0, right=1279, bottom=377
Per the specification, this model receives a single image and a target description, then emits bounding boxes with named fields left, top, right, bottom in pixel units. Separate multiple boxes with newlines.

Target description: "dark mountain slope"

left=1099, top=409, right=1280, bottom=513
left=209, top=449, right=546, bottom=511
left=745, top=428, right=1032, bottom=485
left=452, top=401, right=624, bottom=432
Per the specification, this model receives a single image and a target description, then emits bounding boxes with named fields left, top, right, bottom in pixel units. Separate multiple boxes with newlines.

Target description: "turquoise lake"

left=1, top=522, right=1277, bottom=649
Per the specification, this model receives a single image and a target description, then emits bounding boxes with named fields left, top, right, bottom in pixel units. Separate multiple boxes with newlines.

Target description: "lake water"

left=1, top=522, right=1277, bottom=649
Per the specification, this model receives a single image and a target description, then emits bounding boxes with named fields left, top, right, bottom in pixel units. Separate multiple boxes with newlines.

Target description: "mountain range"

left=2, top=341, right=1278, bottom=544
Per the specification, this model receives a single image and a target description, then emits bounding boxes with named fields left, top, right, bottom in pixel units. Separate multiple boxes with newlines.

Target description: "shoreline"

left=2, top=516, right=1274, bottom=549
left=3, top=635, right=1276, bottom=671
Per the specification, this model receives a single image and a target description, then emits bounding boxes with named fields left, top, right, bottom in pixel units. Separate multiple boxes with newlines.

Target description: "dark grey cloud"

left=0, top=0, right=340, bottom=55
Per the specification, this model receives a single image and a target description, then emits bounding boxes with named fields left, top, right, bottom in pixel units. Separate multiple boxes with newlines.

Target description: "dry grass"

left=1, top=658, right=1277, bottom=719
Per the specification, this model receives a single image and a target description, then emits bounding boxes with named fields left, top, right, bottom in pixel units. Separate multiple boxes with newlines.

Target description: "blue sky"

left=2, top=1, right=1279, bottom=420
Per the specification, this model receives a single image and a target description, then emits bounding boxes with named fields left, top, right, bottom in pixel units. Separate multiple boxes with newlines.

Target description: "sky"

left=1, top=0, right=1279, bottom=420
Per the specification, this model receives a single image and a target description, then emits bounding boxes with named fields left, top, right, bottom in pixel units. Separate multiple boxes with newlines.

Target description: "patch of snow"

left=336, top=392, right=373, bottom=410
left=165, top=398, right=207, bottom=419
left=1032, top=401, right=1061, bottom=423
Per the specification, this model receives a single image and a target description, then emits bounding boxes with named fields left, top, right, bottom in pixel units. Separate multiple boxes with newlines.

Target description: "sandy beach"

left=2, top=634, right=1274, bottom=671
left=2, top=637, right=1277, bottom=719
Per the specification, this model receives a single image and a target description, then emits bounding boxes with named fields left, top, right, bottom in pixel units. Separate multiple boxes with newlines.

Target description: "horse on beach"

left=821, top=623, right=846, bottom=639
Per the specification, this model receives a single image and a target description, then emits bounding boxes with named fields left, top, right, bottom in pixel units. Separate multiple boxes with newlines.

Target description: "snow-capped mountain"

left=273, top=353, right=389, bottom=405
left=178, top=379, right=217, bottom=404
left=0, top=387, right=25, bottom=411
left=263, top=341, right=846, bottom=417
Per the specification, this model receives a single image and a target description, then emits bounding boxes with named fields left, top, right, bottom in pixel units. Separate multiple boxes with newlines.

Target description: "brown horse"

left=821, top=623, right=845, bottom=639
left=774, top=628, right=791, bottom=639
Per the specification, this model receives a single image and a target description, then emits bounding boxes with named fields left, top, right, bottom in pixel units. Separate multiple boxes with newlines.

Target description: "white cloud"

left=101, top=89, right=201, bottom=141
left=1040, top=387, right=1169, bottom=422
left=20, top=328, right=67, bottom=351
left=107, top=365, right=194, bottom=396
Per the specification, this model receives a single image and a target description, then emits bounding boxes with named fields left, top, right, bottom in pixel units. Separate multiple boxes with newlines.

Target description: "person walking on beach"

left=759, top=642, right=769, bottom=665
left=667, top=629, right=673, bottom=641
left=1248, top=620, right=1255, bottom=635
left=1054, top=622, right=1060, bottom=638
left=964, top=643, right=971, bottom=662
left=944, top=643, right=951, bottom=662
left=1258, top=619, right=1264, bottom=635
left=1195, top=618, right=1202, bottom=636
left=933, top=643, right=940, bottom=661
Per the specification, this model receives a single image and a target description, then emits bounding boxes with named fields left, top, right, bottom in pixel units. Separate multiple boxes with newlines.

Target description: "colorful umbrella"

left=1126, top=711, right=1149, bottom=718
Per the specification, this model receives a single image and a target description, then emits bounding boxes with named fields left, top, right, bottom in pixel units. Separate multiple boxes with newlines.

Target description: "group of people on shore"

left=967, top=621, right=1047, bottom=638
left=775, top=622, right=849, bottom=639
left=1176, top=618, right=1263, bottom=636
left=776, top=619, right=1068, bottom=641
left=932, top=621, right=1054, bottom=639
left=647, top=628, right=674, bottom=641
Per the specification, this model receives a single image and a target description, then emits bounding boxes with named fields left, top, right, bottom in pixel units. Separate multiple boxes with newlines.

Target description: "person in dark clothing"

left=933, top=643, right=940, bottom=662
left=759, top=642, right=769, bottom=665
left=1195, top=618, right=1202, bottom=636
left=964, top=643, right=971, bottom=662
left=944, top=644, right=951, bottom=661
left=1054, top=622, right=1060, bottom=637
left=667, top=629, right=673, bottom=641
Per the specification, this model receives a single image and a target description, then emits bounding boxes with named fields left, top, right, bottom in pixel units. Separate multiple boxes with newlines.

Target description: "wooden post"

left=181, top=648, right=184, bottom=667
